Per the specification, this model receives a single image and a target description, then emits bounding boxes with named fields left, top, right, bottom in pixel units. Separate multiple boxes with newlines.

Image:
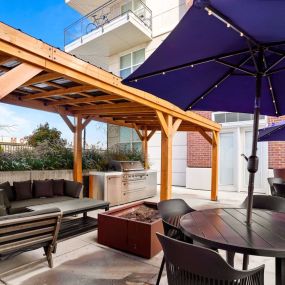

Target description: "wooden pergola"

left=0, top=22, right=221, bottom=201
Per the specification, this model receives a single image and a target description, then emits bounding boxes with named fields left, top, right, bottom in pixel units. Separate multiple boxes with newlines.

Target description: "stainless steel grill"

left=88, top=160, right=157, bottom=206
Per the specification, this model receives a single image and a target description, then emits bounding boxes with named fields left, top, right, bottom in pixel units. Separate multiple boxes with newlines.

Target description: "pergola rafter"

left=0, top=22, right=221, bottom=201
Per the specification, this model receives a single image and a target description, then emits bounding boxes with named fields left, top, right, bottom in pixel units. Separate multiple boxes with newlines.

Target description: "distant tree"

left=26, top=123, right=66, bottom=147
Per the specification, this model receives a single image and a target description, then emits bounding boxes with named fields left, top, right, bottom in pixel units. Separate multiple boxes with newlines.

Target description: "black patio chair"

left=156, top=199, right=195, bottom=285
left=242, top=194, right=285, bottom=212
left=157, top=233, right=265, bottom=285
left=268, top=177, right=285, bottom=196
left=272, top=183, right=285, bottom=198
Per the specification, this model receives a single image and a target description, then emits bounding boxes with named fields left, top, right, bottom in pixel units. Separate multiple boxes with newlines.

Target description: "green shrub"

left=0, top=143, right=143, bottom=171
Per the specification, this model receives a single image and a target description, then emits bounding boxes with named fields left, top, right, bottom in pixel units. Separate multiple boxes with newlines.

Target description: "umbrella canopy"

left=123, top=0, right=285, bottom=224
left=123, top=0, right=285, bottom=116
left=259, top=121, right=285, bottom=142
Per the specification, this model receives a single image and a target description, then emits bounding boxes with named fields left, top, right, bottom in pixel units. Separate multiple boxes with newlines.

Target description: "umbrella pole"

left=246, top=50, right=263, bottom=225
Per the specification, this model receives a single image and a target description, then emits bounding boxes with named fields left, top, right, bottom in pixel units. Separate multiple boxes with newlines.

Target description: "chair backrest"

left=157, top=233, right=264, bottom=285
left=0, top=208, right=62, bottom=259
left=158, top=199, right=195, bottom=222
left=242, top=195, right=285, bottom=212
left=272, top=183, right=285, bottom=198
left=158, top=199, right=195, bottom=239
left=268, top=177, right=285, bottom=196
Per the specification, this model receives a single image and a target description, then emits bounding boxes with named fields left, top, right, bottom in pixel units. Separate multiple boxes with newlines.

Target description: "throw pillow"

left=34, top=180, right=53, bottom=198
left=52, top=179, right=64, bottom=196
left=64, top=180, right=82, bottom=198
left=0, top=181, right=14, bottom=201
left=13, top=181, right=32, bottom=201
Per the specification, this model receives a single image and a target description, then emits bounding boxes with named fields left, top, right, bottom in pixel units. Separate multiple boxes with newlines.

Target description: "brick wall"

left=268, top=116, right=285, bottom=169
left=187, top=111, right=213, bottom=168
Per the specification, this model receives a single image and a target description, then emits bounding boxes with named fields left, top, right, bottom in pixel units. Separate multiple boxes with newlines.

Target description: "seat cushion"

left=0, top=181, right=14, bottom=201
left=33, top=180, right=53, bottom=198
left=64, top=180, right=82, bottom=198
left=9, top=196, right=74, bottom=213
left=52, top=179, right=64, bottom=196
left=13, top=181, right=32, bottom=201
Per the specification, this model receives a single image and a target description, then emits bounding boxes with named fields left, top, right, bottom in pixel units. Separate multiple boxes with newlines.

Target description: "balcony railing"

left=64, top=0, right=152, bottom=46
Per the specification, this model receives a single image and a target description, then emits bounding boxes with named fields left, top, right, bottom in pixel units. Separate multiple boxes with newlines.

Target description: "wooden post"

left=156, top=111, right=182, bottom=201
left=211, top=131, right=219, bottom=201
left=142, top=127, right=148, bottom=169
left=74, top=115, right=83, bottom=183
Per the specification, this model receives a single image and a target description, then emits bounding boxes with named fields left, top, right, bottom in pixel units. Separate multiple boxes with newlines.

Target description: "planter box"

left=98, top=201, right=163, bottom=259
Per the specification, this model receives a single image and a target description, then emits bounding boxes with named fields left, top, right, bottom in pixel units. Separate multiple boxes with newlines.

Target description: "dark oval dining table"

left=180, top=208, right=285, bottom=285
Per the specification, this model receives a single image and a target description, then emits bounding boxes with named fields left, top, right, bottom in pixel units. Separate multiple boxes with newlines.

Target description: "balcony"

left=64, top=0, right=152, bottom=64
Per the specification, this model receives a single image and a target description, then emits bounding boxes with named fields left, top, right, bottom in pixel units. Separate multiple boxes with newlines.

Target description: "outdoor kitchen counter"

left=86, top=169, right=157, bottom=207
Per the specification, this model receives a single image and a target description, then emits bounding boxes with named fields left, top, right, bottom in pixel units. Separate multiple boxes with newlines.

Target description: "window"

left=120, top=48, right=145, bottom=78
left=118, top=127, right=142, bottom=151
left=213, top=112, right=265, bottom=124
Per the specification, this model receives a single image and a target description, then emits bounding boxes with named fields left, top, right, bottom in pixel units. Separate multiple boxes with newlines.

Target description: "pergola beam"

left=0, top=23, right=220, bottom=132
left=0, top=62, right=42, bottom=100
left=59, top=114, right=75, bottom=133
left=23, top=85, right=95, bottom=100
left=47, top=95, right=120, bottom=106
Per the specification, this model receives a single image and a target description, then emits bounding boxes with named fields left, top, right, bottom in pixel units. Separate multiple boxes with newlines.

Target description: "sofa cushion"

left=0, top=189, right=10, bottom=209
left=34, top=180, right=53, bottom=198
left=52, top=179, right=64, bottom=196
left=13, top=181, right=32, bottom=201
left=0, top=181, right=14, bottom=201
left=64, top=180, right=82, bottom=198
left=9, top=196, right=75, bottom=214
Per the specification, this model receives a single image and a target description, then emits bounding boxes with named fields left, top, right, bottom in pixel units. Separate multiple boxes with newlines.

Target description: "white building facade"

left=65, top=0, right=189, bottom=187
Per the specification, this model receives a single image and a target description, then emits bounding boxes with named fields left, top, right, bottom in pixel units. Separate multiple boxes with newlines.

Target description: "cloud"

left=0, top=104, right=34, bottom=140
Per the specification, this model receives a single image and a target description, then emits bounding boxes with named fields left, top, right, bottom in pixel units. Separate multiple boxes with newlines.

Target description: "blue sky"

left=0, top=0, right=107, bottom=147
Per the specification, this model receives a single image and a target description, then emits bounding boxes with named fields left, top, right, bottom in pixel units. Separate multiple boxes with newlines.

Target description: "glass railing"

left=64, top=0, right=152, bottom=46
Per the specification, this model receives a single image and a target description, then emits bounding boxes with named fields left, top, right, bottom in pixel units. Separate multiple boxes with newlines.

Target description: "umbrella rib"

left=205, top=5, right=260, bottom=47
left=264, top=55, right=285, bottom=74
left=187, top=55, right=253, bottom=110
left=215, top=59, right=256, bottom=76
left=263, top=56, right=279, bottom=116
left=259, top=124, right=285, bottom=141
left=266, top=66, right=285, bottom=76
left=125, top=49, right=253, bottom=82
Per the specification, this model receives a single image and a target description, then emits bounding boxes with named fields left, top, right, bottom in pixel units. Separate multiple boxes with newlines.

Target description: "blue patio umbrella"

left=123, top=0, right=285, bottom=223
left=259, top=121, right=285, bottom=142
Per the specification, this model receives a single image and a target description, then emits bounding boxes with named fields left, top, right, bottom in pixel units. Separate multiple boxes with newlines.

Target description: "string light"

left=162, top=72, right=166, bottom=75
left=240, top=32, right=244, bottom=37
left=227, top=23, right=231, bottom=28
left=208, top=10, right=212, bottom=16
left=191, top=65, right=194, bottom=68
left=215, top=85, right=218, bottom=88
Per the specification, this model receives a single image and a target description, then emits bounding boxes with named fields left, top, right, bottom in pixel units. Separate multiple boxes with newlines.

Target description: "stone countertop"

left=87, top=169, right=157, bottom=176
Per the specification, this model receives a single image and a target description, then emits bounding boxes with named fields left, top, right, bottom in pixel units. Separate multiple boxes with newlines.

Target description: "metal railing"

left=0, top=142, right=33, bottom=153
left=64, top=0, right=152, bottom=46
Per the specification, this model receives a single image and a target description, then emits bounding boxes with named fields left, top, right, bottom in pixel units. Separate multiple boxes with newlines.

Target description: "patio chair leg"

left=226, top=251, right=235, bottom=267
left=243, top=254, right=249, bottom=270
left=44, top=246, right=54, bottom=268
left=156, top=256, right=165, bottom=285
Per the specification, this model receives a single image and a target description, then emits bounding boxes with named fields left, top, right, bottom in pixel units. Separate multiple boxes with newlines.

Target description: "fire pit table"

left=98, top=201, right=163, bottom=258
left=28, top=198, right=109, bottom=241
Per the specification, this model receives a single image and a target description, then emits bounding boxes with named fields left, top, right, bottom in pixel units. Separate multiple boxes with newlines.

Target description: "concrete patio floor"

left=0, top=187, right=275, bottom=285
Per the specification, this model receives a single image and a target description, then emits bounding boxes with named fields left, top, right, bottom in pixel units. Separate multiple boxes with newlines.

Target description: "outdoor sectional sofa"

left=0, top=179, right=83, bottom=215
